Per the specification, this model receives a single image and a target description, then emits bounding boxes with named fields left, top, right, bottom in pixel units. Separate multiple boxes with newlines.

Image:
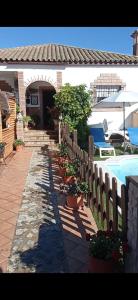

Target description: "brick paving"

left=7, top=148, right=97, bottom=273
left=0, top=149, right=32, bottom=272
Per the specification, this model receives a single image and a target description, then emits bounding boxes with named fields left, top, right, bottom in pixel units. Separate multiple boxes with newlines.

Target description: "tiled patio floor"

left=0, top=149, right=32, bottom=272
left=0, top=147, right=97, bottom=273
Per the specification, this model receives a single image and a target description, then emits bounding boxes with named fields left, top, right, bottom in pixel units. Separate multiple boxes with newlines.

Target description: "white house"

left=0, top=30, right=138, bottom=131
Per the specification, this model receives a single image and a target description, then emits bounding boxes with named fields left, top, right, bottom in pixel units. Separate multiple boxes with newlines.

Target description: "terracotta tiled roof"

left=0, top=44, right=138, bottom=65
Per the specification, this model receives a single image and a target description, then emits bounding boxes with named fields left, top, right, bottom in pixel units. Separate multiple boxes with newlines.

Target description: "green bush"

left=54, top=83, right=92, bottom=148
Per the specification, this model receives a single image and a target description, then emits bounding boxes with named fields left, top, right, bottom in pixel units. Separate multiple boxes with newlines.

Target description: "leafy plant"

left=0, top=142, right=6, bottom=149
left=72, top=157, right=81, bottom=169
left=78, top=181, right=89, bottom=194
left=16, top=104, right=20, bottom=114
left=13, top=139, right=25, bottom=146
left=59, top=142, right=68, bottom=157
left=54, top=84, right=92, bottom=148
left=87, top=230, right=129, bottom=264
left=23, top=115, right=32, bottom=124
left=68, top=181, right=89, bottom=196
left=31, top=114, right=40, bottom=128
left=65, top=163, right=77, bottom=177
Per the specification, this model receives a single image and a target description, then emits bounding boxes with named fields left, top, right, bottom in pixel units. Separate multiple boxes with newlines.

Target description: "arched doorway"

left=25, top=81, right=59, bottom=130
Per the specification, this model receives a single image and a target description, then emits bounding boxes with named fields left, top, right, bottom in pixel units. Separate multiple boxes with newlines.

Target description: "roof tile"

left=0, top=44, right=137, bottom=65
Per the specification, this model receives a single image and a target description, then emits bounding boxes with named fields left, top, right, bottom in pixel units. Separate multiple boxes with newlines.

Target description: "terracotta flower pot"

left=59, top=167, right=66, bottom=177
left=16, top=145, right=24, bottom=152
left=88, top=256, right=115, bottom=273
left=66, top=194, right=84, bottom=210
left=63, top=176, right=76, bottom=184
left=58, top=156, right=71, bottom=166
left=58, top=157, right=67, bottom=165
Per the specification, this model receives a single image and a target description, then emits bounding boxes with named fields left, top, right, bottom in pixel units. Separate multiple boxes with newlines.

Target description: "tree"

left=54, top=83, right=92, bottom=149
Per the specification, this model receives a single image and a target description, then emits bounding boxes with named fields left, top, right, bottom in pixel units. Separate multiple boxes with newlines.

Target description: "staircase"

left=24, top=130, right=58, bottom=150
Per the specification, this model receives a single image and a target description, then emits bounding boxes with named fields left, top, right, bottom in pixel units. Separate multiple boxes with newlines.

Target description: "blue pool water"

left=106, top=157, right=138, bottom=184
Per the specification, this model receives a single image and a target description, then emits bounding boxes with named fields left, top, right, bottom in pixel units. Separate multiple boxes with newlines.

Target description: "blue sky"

left=0, top=27, right=137, bottom=55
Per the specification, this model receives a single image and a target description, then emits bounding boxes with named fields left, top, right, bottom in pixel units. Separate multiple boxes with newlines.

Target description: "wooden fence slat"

left=121, top=184, right=127, bottom=237
left=112, top=177, right=118, bottom=233
left=87, top=158, right=92, bottom=207
left=99, top=167, right=104, bottom=225
left=88, top=135, right=94, bottom=161
left=105, top=173, right=110, bottom=230
left=90, top=162, right=94, bottom=211
left=73, top=129, right=77, bottom=145
left=94, top=164, right=99, bottom=220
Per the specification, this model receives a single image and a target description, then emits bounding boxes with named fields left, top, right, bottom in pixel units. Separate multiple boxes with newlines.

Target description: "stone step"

left=24, top=132, right=57, bottom=137
left=24, top=130, right=57, bottom=136
left=24, top=136, right=58, bottom=142
left=24, top=141, right=57, bottom=147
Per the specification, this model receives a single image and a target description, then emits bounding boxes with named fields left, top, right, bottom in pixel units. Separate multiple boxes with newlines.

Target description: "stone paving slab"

left=0, top=149, right=32, bottom=272
left=7, top=148, right=97, bottom=273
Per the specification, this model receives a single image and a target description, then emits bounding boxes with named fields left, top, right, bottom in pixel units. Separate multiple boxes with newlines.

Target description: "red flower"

left=122, top=242, right=129, bottom=253
left=86, top=233, right=91, bottom=241
left=112, top=250, right=121, bottom=261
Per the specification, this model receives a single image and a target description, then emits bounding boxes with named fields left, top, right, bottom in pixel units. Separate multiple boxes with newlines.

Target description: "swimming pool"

left=105, top=156, right=138, bottom=185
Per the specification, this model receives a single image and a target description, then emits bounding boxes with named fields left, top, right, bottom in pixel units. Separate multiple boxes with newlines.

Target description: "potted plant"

left=63, top=162, right=77, bottom=184
left=66, top=181, right=89, bottom=210
left=23, top=115, right=32, bottom=131
left=58, top=143, right=70, bottom=177
left=86, top=230, right=129, bottom=273
left=0, top=142, right=6, bottom=162
left=0, top=142, right=6, bottom=153
left=13, top=139, right=25, bottom=152
left=58, top=142, right=68, bottom=165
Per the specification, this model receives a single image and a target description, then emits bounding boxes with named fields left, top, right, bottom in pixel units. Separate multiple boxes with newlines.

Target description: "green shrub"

left=54, top=83, right=92, bottom=147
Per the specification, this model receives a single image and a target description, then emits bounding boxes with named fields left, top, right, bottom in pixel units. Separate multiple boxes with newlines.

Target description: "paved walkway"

left=0, top=147, right=97, bottom=273
left=0, top=149, right=32, bottom=272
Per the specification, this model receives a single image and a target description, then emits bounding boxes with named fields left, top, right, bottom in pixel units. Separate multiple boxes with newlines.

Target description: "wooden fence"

left=61, top=122, right=128, bottom=236
left=1, top=94, right=16, bottom=158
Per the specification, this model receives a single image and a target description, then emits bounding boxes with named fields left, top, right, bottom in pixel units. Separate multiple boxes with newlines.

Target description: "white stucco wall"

left=1, top=63, right=138, bottom=130
left=0, top=63, right=138, bottom=91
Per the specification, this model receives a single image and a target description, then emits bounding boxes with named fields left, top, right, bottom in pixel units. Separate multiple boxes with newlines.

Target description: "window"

left=96, top=85, right=121, bottom=103
left=26, top=93, right=39, bottom=107
left=31, top=95, right=38, bottom=106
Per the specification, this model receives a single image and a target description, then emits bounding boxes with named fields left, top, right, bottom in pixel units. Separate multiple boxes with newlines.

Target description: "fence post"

left=125, top=176, right=138, bottom=272
left=105, top=173, right=110, bottom=231
left=99, top=167, right=104, bottom=226
left=112, top=177, right=118, bottom=233
left=94, top=164, right=99, bottom=220
left=121, top=184, right=127, bottom=237
left=73, top=129, right=78, bottom=145
left=88, top=135, right=94, bottom=161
